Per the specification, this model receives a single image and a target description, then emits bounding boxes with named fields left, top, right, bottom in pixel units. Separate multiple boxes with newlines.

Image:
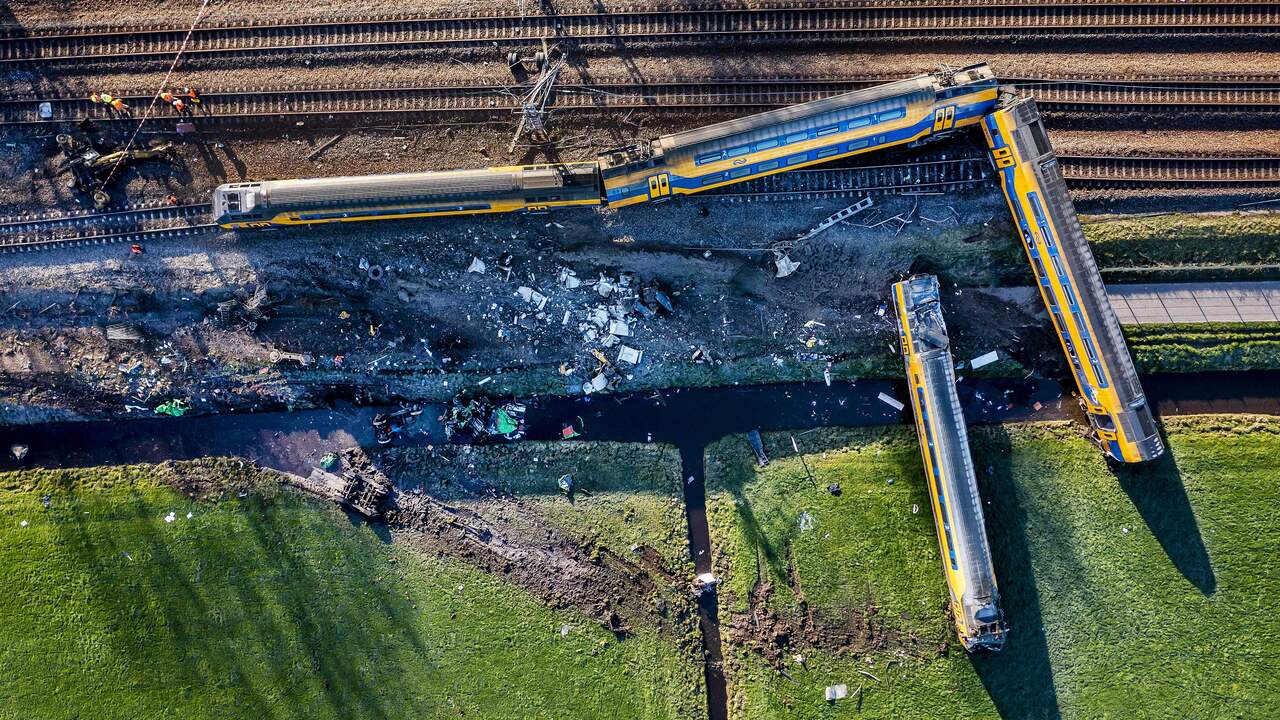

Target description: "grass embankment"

left=1125, top=322, right=1280, bottom=373
left=705, top=417, right=1280, bottom=719
left=389, top=441, right=692, bottom=569
left=0, top=461, right=704, bottom=720
left=1084, top=211, right=1280, bottom=282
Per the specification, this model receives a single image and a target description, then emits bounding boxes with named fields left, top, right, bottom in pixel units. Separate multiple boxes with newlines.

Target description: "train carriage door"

left=933, top=106, right=956, bottom=132
left=647, top=173, right=672, bottom=200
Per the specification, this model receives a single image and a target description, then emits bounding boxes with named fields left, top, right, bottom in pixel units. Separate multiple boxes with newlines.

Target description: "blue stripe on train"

left=604, top=93, right=997, bottom=203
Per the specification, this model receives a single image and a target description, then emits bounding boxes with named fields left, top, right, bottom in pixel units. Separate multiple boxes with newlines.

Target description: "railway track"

left=2, top=3, right=1278, bottom=64
left=5, top=76, right=1279, bottom=126
left=0, top=204, right=217, bottom=254
left=1060, top=155, right=1280, bottom=186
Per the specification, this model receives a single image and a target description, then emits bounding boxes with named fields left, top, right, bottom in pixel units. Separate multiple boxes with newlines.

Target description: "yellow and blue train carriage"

left=599, top=64, right=999, bottom=207
left=981, top=96, right=1163, bottom=463
left=213, top=163, right=602, bottom=229
left=893, top=274, right=1005, bottom=653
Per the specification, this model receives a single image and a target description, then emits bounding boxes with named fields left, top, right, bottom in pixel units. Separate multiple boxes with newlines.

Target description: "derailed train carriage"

left=213, top=64, right=999, bottom=228
left=893, top=275, right=1006, bottom=652
left=981, top=96, right=1163, bottom=463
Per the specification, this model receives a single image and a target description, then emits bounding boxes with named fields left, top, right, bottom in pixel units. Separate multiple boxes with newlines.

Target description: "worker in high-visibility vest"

left=172, top=98, right=187, bottom=115
left=100, top=93, right=116, bottom=116
left=159, top=91, right=174, bottom=105
left=111, top=98, right=130, bottom=118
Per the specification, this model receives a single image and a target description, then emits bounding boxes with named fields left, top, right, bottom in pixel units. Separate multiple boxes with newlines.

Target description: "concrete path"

left=1108, top=282, right=1280, bottom=325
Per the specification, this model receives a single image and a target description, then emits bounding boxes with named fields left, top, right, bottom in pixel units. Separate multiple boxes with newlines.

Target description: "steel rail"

left=5, top=76, right=1279, bottom=126
left=0, top=203, right=213, bottom=235
left=3, top=4, right=1278, bottom=64
left=0, top=223, right=220, bottom=254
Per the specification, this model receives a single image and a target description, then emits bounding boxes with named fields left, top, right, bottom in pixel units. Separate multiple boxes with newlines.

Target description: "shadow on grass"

left=46, top=487, right=428, bottom=717
left=969, top=427, right=1062, bottom=720
left=1111, top=428, right=1216, bottom=596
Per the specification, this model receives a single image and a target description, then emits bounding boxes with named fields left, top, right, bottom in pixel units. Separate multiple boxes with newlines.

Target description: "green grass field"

left=705, top=417, right=1280, bottom=719
left=1124, top=322, right=1280, bottom=373
left=0, top=462, right=704, bottom=720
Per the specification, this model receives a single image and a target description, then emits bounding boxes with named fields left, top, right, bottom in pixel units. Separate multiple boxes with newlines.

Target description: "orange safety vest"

left=160, top=92, right=174, bottom=103
left=172, top=99, right=185, bottom=112
left=112, top=99, right=126, bottom=111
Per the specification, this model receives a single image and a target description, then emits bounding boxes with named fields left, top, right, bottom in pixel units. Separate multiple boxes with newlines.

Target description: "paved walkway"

left=1108, top=282, right=1280, bottom=325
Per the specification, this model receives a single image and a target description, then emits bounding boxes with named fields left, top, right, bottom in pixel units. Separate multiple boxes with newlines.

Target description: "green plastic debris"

left=319, top=452, right=339, bottom=470
left=153, top=399, right=190, bottom=417
left=495, top=408, right=518, bottom=435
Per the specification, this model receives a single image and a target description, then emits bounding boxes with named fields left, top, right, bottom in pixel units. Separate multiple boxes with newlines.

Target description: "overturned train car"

left=893, top=274, right=1005, bottom=652
left=981, top=96, right=1163, bottom=463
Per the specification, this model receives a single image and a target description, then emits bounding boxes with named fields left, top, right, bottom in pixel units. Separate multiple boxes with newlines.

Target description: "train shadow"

left=1111, top=428, right=1216, bottom=596
left=968, top=426, right=1062, bottom=720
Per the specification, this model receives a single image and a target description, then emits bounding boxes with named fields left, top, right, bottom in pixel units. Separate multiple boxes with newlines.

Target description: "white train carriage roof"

left=261, top=167, right=529, bottom=206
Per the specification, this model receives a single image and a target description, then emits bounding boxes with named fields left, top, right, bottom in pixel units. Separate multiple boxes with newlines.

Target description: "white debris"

left=617, top=345, right=643, bottom=365
left=164, top=512, right=176, bottom=523
left=583, top=373, right=609, bottom=394
left=517, top=286, right=534, bottom=302
left=19, top=520, right=28, bottom=527
left=608, top=319, right=631, bottom=337
left=825, top=684, right=849, bottom=702
left=878, top=392, right=905, bottom=411
left=560, top=624, right=571, bottom=638
left=695, top=572, right=718, bottom=587
left=774, top=253, right=801, bottom=278
left=186, top=512, right=193, bottom=519
left=467, top=257, right=487, bottom=274
left=970, top=350, right=1000, bottom=369
left=10, top=444, right=28, bottom=460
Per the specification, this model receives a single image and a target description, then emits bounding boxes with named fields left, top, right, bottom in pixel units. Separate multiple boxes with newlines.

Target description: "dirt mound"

left=385, top=491, right=689, bottom=637
left=723, top=549, right=943, bottom=671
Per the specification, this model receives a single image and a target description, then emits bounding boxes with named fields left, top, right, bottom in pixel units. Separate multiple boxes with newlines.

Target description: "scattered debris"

left=153, top=399, right=190, bottom=417
left=467, top=257, right=487, bottom=274
left=877, top=392, right=905, bottom=411
left=971, top=350, right=1000, bottom=369
left=747, top=429, right=770, bottom=467
left=442, top=394, right=527, bottom=443
left=825, top=684, right=849, bottom=702
left=796, top=197, right=874, bottom=242
left=10, top=444, right=28, bottom=461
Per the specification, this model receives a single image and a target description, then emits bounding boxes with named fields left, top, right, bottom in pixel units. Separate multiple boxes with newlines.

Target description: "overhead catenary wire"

left=103, top=0, right=213, bottom=187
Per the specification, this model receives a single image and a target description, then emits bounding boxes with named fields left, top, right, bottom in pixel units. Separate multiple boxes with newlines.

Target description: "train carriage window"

left=726, top=145, right=751, bottom=158
left=816, top=147, right=840, bottom=158
left=1090, top=413, right=1116, bottom=432
left=1027, top=120, right=1053, bottom=157
left=701, top=174, right=725, bottom=186
left=1051, top=255, right=1068, bottom=279
left=787, top=153, right=809, bottom=166
left=816, top=125, right=841, bottom=137
left=729, top=167, right=752, bottom=179
left=755, top=138, right=779, bottom=151
left=695, top=151, right=724, bottom=166
left=847, top=116, right=871, bottom=129
left=877, top=108, right=907, bottom=121
left=1062, top=283, right=1076, bottom=308
left=846, top=140, right=869, bottom=151
left=757, top=160, right=780, bottom=172
left=1032, top=258, right=1053, bottom=290
left=785, top=131, right=809, bottom=144
left=225, top=195, right=240, bottom=211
